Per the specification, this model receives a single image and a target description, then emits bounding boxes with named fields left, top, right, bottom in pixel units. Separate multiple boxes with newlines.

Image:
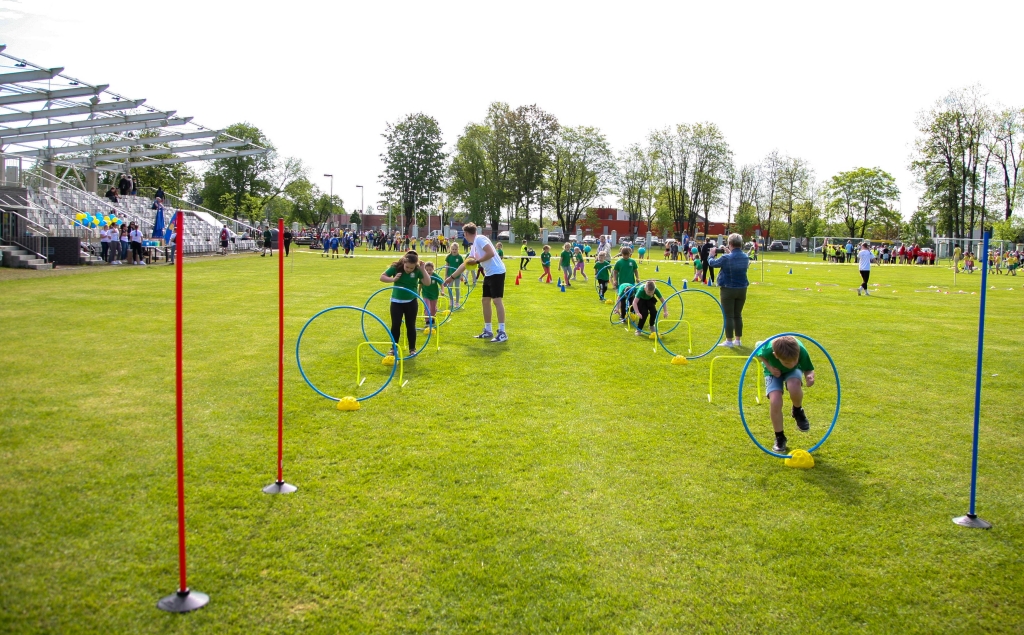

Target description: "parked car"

left=497, top=231, right=510, bottom=241
left=583, top=235, right=596, bottom=245
left=650, top=236, right=664, bottom=246
left=547, top=229, right=564, bottom=242
left=426, top=230, right=444, bottom=239
left=768, top=240, right=786, bottom=251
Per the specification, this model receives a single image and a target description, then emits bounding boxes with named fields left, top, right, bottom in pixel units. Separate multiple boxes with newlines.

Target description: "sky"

left=3, top=0, right=1023, bottom=219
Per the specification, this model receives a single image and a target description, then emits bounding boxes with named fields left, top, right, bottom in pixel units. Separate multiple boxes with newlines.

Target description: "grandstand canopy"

left=0, top=45, right=269, bottom=174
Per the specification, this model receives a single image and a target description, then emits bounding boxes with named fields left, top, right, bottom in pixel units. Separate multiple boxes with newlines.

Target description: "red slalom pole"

left=159, top=211, right=209, bottom=613
left=264, top=218, right=296, bottom=495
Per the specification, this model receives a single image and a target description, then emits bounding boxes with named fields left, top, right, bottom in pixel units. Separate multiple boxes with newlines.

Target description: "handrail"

left=0, top=207, right=49, bottom=262
left=138, top=186, right=259, bottom=235
left=2, top=205, right=49, bottom=234
left=28, top=169, right=147, bottom=229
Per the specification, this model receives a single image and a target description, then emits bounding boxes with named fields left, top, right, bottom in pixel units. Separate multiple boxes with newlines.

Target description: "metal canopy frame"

left=0, top=48, right=269, bottom=175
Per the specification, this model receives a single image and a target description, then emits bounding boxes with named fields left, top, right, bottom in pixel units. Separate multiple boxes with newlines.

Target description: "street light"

left=356, top=185, right=364, bottom=217
left=324, top=174, right=333, bottom=230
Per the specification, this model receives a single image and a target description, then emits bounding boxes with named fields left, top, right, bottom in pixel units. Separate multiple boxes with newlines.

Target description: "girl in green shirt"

left=594, top=252, right=612, bottom=300
left=419, top=262, right=445, bottom=328
left=631, top=280, right=664, bottom=335
left=380, top=251, right=432, bottom=356
left=559, top=242, right=574, bottom=287
left=572, top=246, right=588, bottom=282
left=538, top=245, right=553, bottom=283
left=445, top=243, right=465, bottom=306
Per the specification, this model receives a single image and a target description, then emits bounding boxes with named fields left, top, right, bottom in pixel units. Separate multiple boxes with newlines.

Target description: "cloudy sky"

left=3, top=0, right=1022, bottom=218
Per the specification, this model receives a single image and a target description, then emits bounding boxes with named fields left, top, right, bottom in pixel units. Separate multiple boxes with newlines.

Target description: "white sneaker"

left=718, top=340, right=734, bottom=347
left=857, top=287, right=861, bottom=295
left=734, top=339, right=742, bottom=347
left=865, top=289, right=870, bottom=296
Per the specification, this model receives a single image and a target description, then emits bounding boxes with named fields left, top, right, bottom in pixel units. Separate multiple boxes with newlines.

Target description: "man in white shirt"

left=129, top=224, right=145, bottom=265
left=857, top=242, right=873, bottom=296
left=443, top=223, right=508, bottom=343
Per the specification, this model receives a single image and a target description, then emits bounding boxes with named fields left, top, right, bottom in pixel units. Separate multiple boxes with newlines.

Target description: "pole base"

left=262, top=481, right=297, bottom=494
left=157, top=588, right=209, bottom=613
left=953, top=514, right=992, bottom=529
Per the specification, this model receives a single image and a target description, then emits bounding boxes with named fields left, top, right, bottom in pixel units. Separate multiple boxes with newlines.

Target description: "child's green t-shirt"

left=419, top=273, right=444, bottom=300
left=613, top=258, right=638, bottom=285
left=541, top=252, right=551, bottom=266
left=594, top=260, right=611, bottom=281
left=559, top=250, right=572, bottom=268
left=445, top=254, right=464, bottom=277
left=754, top=340, right=814, bottom=377
left=384, top=265, right=425, bottom=301
left=574, top=252, right=584, bottom=264
left=497, top=249, right=504, bottom=259
left=636, top=287, right=663, bottom=301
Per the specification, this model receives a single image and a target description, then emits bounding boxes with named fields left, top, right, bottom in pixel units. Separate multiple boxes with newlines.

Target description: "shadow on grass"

left=798, top=457, right=864, bottom=505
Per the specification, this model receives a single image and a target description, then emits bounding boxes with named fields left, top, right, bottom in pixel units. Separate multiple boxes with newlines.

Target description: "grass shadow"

left=798, top=458, right=864, bottom=505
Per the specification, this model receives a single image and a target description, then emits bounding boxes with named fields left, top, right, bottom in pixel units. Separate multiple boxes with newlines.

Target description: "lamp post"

left=356, top=185, right=364, bottom=218
left=324, top=174, right=333, bottom=230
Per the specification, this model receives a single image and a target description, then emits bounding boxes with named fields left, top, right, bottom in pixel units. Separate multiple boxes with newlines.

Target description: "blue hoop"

left=296, top=305, right=398, bottom=402
left=655, top=288, right=725, bottom=359
left=737, top=332, right=841, bottom=459
left=625, top=279, right=679, bottom=335
left=361, top=286, right=433, bottom=359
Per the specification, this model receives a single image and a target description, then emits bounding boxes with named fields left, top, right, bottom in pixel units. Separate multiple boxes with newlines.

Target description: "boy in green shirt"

left=612, top=246, right=638, bottom=316
left=631, top=280, right=663, bottom=335
left=538, top=245, right=552, bottom=283
left=754, top=335, right=816, bottom=453
left=594, top=252, right=612, bottom=300
left=559, top=242, right=574, bottom=287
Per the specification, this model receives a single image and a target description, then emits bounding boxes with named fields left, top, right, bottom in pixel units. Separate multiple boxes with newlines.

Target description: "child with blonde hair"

left=572, top=246, right=588, bottom=281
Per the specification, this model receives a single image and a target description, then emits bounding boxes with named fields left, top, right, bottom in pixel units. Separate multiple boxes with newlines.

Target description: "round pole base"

left=262, top=481, right=297, bottom=495
left=157, top=589, right=209, bottom=613
left=953, top=514, right=992, bottom=529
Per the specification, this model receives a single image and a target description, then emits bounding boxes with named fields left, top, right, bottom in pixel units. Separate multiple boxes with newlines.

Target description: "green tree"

left=616, top=143, right=654, bottom=239
left=349, top=209, right=361, bottom=230
left=734, top=201, right=757, bottom=238
left=505, top=104, right=559, bottom=228
left=511, top=216, right=539, bottom=240
left=380, top=113, right=447, bottom=236
left=689, top=122, right=733, bottom=236
left=448, top=123, right=497, bottom=227
left=201, top=123, right=275, bottom=215
left=824, top=167, right=900, bottom=238
left=544, top=125, right=614, bottom=235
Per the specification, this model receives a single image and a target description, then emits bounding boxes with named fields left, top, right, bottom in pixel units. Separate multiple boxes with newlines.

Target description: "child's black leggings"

left=598, top=280, right=608, bottom=296
left=389, top=300, right=418, bottom=352
left=637, top=297, right=658, bottom=330
left=860, top=270, right=870, bottom=290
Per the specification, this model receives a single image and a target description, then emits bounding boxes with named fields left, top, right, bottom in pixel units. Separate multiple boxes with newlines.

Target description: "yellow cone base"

left=382, top=355, right=395, bottom=365
left=604, top=299, right=614, bottom=304
left=649, top=332, right=658, bottom=341
left=784, top=449, right=814, bottom=468
left=336, top=396, right=360, bottom=411
left=671, top=355, right=688, bottom=365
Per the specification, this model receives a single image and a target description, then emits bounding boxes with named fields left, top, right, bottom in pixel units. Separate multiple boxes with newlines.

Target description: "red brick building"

left=579, top=208, right=740, bottom=238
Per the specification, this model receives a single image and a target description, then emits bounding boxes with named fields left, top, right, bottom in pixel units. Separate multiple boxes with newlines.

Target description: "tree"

left=448, top=123, right=496, bottom=227
left=824, top=167, right=900, bottom=238
left=988, top=107, right=1023, bottom=221
left=689, top=123, right=733, bottom=236
left=505, top=104, right=559, bottom=229
left=201, top=123, right=276, bottom=216
left=777, top=156, right=811, bottom=232
left=734, top=201, right=757, bottom=238
left=756, top=151, right=783, bottom=241
left=544, top=125, right=614, bottom=235
left=649, top=125, right=691, bottom=238
left=286, top=177, right=343, bottom=238
left=349, top=209, right=361, bottom=230
left=616, top=143, right=654, bottom=239
left=380, top=112, right=447, bottom=237
left=512, top=217, right=539, bottom=240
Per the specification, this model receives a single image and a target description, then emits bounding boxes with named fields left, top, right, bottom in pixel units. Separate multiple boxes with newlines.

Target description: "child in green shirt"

left=754, top=335, right=816, bottom=453
left=559, top=242, right=574, bottom=287
left=419, top=262, right=444, bottom=328
left=445, top=243, right=465, bottom=306
left=594, top=252, right=612, bottom=300
left=631, top=280, right=664, bottom=335
left=380, top=251, right=432, bottom=356
left=572, top=246, right=588, bottom=282
left=538, top=245, right=552, bottom=283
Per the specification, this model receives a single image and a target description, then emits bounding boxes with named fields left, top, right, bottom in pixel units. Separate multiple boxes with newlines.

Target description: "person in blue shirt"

left=329, top=234, right=340, bottom=259
left=707, top=233, right=751, bottom=348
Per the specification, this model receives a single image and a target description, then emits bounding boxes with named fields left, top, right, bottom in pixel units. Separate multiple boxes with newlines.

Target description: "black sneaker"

left=773, top=437, right=789, bottom=453
left=474, top=330, right=493, bottom=339
left=489, top=331, right=508, bottom=343
left=793, top=407, right=810, bottom=432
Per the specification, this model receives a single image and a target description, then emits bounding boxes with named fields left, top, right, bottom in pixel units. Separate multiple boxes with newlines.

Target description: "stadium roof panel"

left=0, top=47, right=268, bottom=170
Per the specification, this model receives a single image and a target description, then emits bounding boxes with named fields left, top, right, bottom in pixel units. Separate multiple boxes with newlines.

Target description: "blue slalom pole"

left=954, top=231, right=992, bottom=529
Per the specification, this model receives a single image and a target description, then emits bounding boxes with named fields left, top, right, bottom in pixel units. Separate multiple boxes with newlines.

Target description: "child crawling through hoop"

left=380, top=250, right=433, bottom=356
left=631, top=280, right=664, bottom=335
left=753, top=335, right=815, bottom=453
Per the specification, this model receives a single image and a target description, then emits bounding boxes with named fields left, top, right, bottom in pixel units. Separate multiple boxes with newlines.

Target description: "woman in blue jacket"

left=707, top=233, right=750, bottom=348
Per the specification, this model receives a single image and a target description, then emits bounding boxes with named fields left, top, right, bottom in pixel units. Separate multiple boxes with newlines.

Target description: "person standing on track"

left=707, top=233, right=750, bottom=348
left=443, top=223, right=508, bottom=343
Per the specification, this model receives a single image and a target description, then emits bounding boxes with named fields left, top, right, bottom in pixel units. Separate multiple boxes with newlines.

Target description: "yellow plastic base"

left=382, top=355, right=395, bottom=365
left=336, top=396, right=360, bottom=411
left=784, top=449, right=814, bottom=469
left=671, top=355, right=688, bottom=365
left=605, top=299, right=614, bottom=304
left=649, top=332, right=658, bottom=341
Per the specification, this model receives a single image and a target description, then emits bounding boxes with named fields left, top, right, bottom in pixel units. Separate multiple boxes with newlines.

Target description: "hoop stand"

left=264, top=218, right=296, bottom=495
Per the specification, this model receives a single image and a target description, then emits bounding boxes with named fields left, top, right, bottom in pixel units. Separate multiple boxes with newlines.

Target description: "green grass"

left=1, top=248, right=1022, bottom=634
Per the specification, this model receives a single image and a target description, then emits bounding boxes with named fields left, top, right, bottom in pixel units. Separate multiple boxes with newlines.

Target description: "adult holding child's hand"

left=707, top=233, right=750, bottom=348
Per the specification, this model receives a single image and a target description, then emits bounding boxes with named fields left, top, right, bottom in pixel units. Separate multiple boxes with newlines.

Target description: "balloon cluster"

left=74, top=212, right=123, bottom=228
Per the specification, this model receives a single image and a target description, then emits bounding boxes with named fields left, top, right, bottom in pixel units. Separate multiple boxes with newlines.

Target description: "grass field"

left=1, top=245, right=1022, bottom=634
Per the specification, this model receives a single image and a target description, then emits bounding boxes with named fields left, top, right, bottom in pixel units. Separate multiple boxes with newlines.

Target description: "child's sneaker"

left=635, top=329, right=643, bottom=336
left=857, top=287, right=862, bottom=295
left=718, top=340, right=734, bottom=347
left=489, top=330, right=508, bottom=343
left=474, top=330, right=493, bottom=339
left=773, top=436, right=789, bottom=453
left=793, top=407, right=810, bottom=432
